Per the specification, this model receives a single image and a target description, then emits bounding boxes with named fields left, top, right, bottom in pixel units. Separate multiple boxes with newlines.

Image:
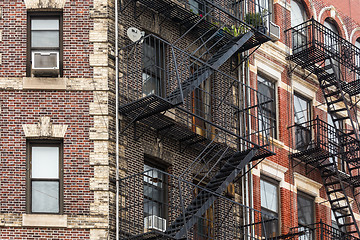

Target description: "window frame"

left=142, top=35, right=166, bottom=97
left=294, top=92, right=312, bottom=151
left=258, top=74, right=277, bottom=139
left=260, top=176, right=280, bottom=238
left=143, top=161, right=168, bottom=220
left=26, top=140, right=64, bottom=214
left=27, top=11, right=63, bottom=77
left=297, top=191, right=315, bottom=239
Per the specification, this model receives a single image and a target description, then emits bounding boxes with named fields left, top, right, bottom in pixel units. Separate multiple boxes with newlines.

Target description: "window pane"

left=32, top=146, right=59, bottom=178
left=32, top=181, right=59, bottom=213
left=291, top=0, right=307, bottom=27
left=32, top=31, right=59, bottom=48
left=294, top=94, right=309, bottom=124
left=297, top=193, right=314, bottom=226
left=32, top=19, right=59, bottom=30
left=258, top=75, right=276, bottom=137
left=261, top=179, right=278, bottom=212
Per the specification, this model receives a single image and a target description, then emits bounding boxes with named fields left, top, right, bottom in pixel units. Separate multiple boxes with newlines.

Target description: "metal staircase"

left=287, top=18, right=360, bottom=237
left=165, top=149, right=258, bottom=238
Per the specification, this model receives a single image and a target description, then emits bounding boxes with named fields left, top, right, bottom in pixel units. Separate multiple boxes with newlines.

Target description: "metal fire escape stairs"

left=165, top=148, right=259, bottom=239
left=287, top=19, right=360, bottom=236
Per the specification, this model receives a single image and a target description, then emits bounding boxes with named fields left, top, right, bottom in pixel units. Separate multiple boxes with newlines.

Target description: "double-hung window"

left=27, top=142, right=63, bottom=214
left=297, top=192, right=315, bottom=240
left=143, top=164, right=166, bottom=231
left=258, top=75, right=277, bottom=138
left=294, top=93, right=311, bottom=151
left=28, top=13, right=62, bottom=77
left=142, top=36, right=166, bottom=97
left=261, top=177, right=279, bottom=237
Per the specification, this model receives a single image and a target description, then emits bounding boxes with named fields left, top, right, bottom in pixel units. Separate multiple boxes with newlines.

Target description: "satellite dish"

left=127, top=27, right=145, bottom=42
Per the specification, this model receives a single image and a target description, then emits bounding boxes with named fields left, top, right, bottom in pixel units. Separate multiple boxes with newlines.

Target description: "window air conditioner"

left=32, top=51, right=60, bottom=77
left=269, top=21, right=280, bottom=41
left=144, top=215, right=166, bottom=232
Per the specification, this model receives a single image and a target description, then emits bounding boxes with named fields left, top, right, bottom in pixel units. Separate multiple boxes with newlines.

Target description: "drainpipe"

left=115, top=0, right=120, bottom=238
left=245, top=50, right=255, bottom=238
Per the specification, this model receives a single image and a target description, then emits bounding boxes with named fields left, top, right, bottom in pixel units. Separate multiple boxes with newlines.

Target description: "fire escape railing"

left=119, top=169, right=279, bottom=240
left=288, top=18, right=360, bottom=75
left=281, top=221, right=360, bottom=240
left=289, top=117, right=348, bottom=164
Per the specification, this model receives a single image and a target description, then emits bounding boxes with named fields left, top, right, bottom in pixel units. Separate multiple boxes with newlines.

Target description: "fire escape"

left=287, top=18, right=360, bottom=237
left=118, top=0, right=275, bottom=239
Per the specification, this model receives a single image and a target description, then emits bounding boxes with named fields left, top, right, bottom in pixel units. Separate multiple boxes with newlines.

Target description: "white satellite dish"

left=127, top=27, right=145, bottom=42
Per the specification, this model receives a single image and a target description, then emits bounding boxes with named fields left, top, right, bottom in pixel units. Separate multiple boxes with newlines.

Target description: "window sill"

left=23, top=77, right=66, bottom=90
left=22, top=214, right=67, bottom=228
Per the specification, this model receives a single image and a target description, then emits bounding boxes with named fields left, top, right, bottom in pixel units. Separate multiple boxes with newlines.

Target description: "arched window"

left=291, top=0, right=307, bottom=27
left=291, top=0, right=308, bottom=52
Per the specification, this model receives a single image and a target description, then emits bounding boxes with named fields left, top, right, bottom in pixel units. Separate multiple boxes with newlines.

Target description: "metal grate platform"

left=119, top=95, right=177, bottom=122
left=342, top=79, right=360, bottom=96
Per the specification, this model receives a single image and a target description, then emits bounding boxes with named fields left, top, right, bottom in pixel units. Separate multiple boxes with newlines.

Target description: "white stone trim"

left=294, top=172, right=322, bottom=197
left=22, top=117, right=68, bottom=138
left=24, top=0, right=69, bottom=9
left=22, top=214, right=67, bottom=228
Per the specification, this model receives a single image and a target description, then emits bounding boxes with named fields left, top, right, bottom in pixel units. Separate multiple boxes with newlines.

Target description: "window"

left=324, top=19, right=341, bottom=78
left=144, top=164, right=166, bottom=231
left=258, top=0, right=273, bottom=23
left=261, top=177, right=279, bottom=238
left=27, top=142, right=63, bottom=213
left=191, top=63, right=211, bottom=137
left=291, top=0, right=308, bottom=53
left=294, top=93, right=311, bottom=151
left=258, top=75, right=276, bottom=138
left=189, top=0, right=205, bottom=16
left=28, top=13, right=62, bottom=77
left=332, top=210, right=345, bottom=233
left=142, top=36, right=166, bottom=97
left=193, top=181, right=214, bottom=239
left=297, top=192, right=314, bottom=240
left=328, top=113, right=345, bottom=172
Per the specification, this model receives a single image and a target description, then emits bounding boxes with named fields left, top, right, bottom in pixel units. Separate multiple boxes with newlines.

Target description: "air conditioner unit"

left=144, top=215, right=166, bottom=232
left=269, top=21, right=280, bottom=41
left=32, top=51, right=60, bottom=77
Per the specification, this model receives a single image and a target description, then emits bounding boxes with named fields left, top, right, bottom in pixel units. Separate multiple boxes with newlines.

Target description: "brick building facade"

left=0, top=0, right=360, bottom=239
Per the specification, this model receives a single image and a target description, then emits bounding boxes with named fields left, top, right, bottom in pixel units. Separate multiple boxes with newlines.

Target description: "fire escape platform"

left=124, top=103, right=274, bottom=160
left=290, top=143, right=333, bottom=165
left=287, top=45, right=327, bottom=71
left=119, top=94, right=178, bottom=122
left=134, top=0, right=270, bottom=52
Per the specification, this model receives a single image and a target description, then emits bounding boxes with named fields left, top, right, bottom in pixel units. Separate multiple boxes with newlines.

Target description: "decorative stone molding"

left=294, top=172, right=323, bottom=197
left=22, top=117, right=68, bottom=138
left=23, top=77, right=66, bottom=90
left=22, top=214, right=67, bottom=228
left=24, top=0, right=69, bottom=9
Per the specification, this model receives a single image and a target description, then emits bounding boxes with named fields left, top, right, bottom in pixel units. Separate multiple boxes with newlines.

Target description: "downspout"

left=115, top=0, right=120, bottom=238
left=245, top=51, right=255, bottom=238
